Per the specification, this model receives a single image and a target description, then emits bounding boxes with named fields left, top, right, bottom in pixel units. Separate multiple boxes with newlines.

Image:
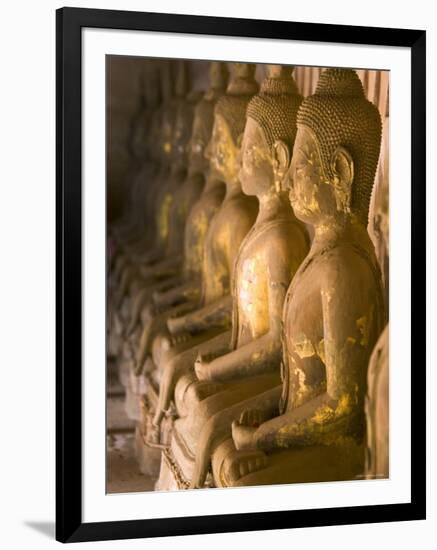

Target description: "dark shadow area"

left=24, top=521, right=55, bottom=539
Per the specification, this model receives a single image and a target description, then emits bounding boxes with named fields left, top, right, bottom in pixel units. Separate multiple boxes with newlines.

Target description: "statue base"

left=134, top=424, right=162, bottom=479
left=125, top=370, right=147, bottom=421
left=118, top=356, right=130, bottom=389
left=155, top=448, right=184, bottom=491
left=154, top=421, right=214, bottom=490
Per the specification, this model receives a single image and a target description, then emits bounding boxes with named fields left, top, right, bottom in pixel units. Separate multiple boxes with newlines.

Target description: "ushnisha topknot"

left=214, top=62, right=259, bottom=144
left=192, top=62, right=229, bottom=148
left=247, top=64, right=302, bottom=151
left=174, top=60, right=191, bottom=98
left=297, top=68, right=382, bottom=225
left=205, top=61, right=229, bottom=97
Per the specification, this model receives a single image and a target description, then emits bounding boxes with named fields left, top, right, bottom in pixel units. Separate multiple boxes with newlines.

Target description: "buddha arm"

left=134, top=245, right=164, bottom=267
left=253, top=271, right=372, bottom=451
left=139, top=254, right=183, bottom=279
left=200, top=332, right=281, bottom=382
left=154, top=280, right=201, bottom=309
left=167, top=295, right=232, bottom=335
left=202, top=273, right=288, bottom=382
left=135, top=301, right=196, bottom=370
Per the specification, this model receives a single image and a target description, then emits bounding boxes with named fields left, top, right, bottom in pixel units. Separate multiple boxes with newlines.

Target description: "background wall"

left=0, top=1, right=433, bottom=549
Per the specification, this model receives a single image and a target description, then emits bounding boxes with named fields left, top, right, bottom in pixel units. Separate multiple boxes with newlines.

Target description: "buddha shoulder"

left=222, top=194, right=258, bottom=219
left=264, top=220, right=307, bottom=248
left=314, top=243, right=380, bottom=294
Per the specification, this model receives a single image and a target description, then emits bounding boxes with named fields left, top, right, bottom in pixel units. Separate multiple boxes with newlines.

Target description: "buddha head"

left=188, top=62, right=229, bottom=174
left=239, top=65, right=302, bottom=197
left=171, top=92, right=202, bottom=173
left=287, top=68, right=382, bottom=227
left=144, top=60, right=162, bottom=111
left=205, top=62, right=259, bottom=184
left=159, top=60, right=176, bottom=161
left=170, top=61, right=199, bottom=173
left=132, top=61, right=162, bottom=160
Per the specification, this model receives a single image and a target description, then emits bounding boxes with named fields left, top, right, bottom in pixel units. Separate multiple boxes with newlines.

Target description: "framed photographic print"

left=56, top=6, right=426, bottom=543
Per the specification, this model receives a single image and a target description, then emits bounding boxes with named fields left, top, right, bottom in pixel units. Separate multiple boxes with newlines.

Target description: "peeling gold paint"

left=313, top=404, right=335, bottom=424
left=315, top=338, right=326, bottom=364
left=356, top=306, right=373, bottom=347
left=292, top=333, right=317, bottom=359
left=294, top=366, right=308, bottom=405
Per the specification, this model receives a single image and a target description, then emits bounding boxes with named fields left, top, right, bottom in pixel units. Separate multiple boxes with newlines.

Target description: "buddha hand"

left=231, top=408, right=265, bottom=451
left=139, top=264, right=153, bottom=279
left=194, top=353, right=211, bottom=381
left=167, top=315, right=185, bottom=335
left=169, top=331, right=192, bottom=348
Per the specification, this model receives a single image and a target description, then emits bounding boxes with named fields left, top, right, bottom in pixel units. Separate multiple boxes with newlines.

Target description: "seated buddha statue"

left=109, top=60, right=161, bottom=250
left=211, top=68, right=386, bottom=489
left=108, top=61, right=171, bottom=359
left=154, top=65, right=310, bottom=490
left=113, top=60, right=196, bottom=308
left=110, top=60, right=175, bottom=278
left=111, top=65, right=204, bottom=367
left=141, top=62, right=260, bottom=444
left=365, top=162, right=389, bottom=480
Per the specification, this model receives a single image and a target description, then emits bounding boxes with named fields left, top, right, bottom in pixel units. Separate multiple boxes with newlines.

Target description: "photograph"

left=55, top=7, right=426, bottom=542
left=106, top=58, right=390, bottom=493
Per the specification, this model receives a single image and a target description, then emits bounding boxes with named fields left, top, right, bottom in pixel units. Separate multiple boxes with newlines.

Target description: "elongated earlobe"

left=331, top=146, right=354, bottom=213
left=272, top=140, right=290, bottom=192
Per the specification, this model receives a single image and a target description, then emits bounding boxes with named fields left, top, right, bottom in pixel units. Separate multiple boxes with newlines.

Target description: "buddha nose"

left=236, top=147, right=243, bottom=170
left=204, top=138, right=212, bottom=160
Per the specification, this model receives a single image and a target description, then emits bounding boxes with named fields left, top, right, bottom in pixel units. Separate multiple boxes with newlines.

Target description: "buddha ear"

left=273, top=140, right=290, bottom=171
left=330, top=146, right=354, bottom=212
left=272, top=140, right=290, bottom=191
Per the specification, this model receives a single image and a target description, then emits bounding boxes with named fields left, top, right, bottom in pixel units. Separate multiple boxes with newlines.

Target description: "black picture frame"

left=56, top=6, right=426, bottom=543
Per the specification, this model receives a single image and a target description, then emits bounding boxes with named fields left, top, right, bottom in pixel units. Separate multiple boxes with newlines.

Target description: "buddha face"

left=239, top=117, right=274, bottom=196
left=188, top=112, right=210, bottom=173
left=205, top=114, right=240, bottom=184
left=160, top=108, right=174, bottom=160
left=171, top=109, right=192, bottom=171
left=287, top=126, right=353, bottom=226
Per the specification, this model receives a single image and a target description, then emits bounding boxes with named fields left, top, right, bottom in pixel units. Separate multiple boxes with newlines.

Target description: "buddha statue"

left=110, top=60, right=174, bottom=271
left=108, top=60, right=169, bottom=359
left=365, top=162, right=389, bottom=480
left=108, top=60, right=180, bottom=362
left=109, top=60, right=161, bottom=249
left=113, top=60, right=196, bottom=308
left=153, top=65, right=310, bottom=490
left=111, top=60, right=199, bottom=350
left=211, top=68, right=386, bottom=488
left=139, top=62, right=259, bottom=449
